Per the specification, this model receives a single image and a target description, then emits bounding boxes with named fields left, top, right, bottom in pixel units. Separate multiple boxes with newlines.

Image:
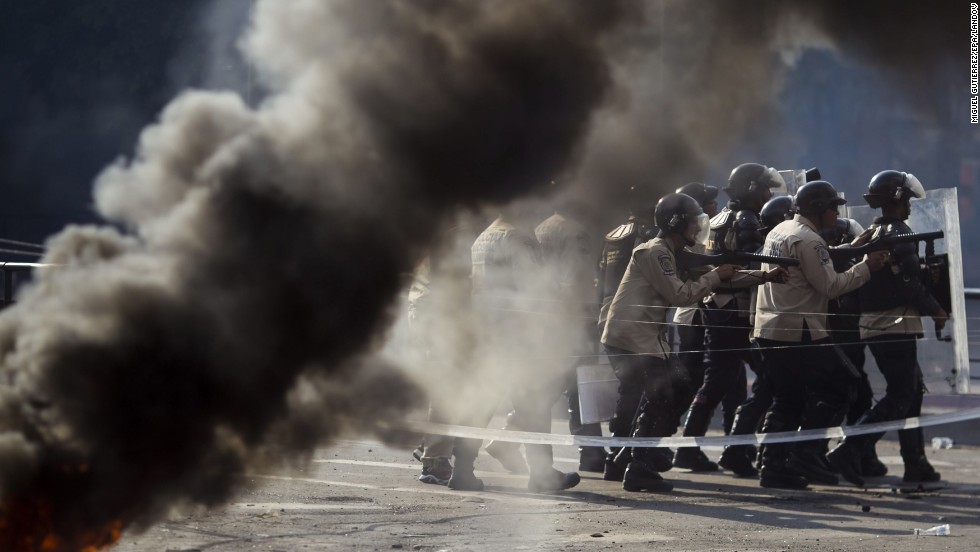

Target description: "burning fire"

left=0, top=463, right=127, bottom=552
left=0, top=499, right=124, bottom=552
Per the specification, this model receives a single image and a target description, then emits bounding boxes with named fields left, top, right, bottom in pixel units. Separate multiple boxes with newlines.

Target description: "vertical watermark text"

left=972, top=3, right=978, bottom=123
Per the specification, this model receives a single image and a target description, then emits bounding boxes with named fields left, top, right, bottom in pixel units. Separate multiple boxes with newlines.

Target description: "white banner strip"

left=404, top=407, right=980, bottom=448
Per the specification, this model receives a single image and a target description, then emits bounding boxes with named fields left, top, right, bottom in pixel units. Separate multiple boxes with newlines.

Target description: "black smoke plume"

left=0, top=1, right=634, bottom=548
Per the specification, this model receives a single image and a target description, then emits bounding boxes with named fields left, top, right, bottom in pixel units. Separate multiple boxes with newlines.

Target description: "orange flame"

left=0, top=496, right=126, bottom=552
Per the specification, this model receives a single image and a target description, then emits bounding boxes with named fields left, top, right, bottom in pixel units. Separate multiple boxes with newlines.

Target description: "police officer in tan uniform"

left=472, top=213, right=581, bottom=492
left=535, top=208, right=607, bottom=472
left=674, top=164, right=783, bottom=473
left=827, top=170, right=948, bottom=487
left=753, top=181, right=887, bottom=489
left=602, top=193, right=785, bottom=492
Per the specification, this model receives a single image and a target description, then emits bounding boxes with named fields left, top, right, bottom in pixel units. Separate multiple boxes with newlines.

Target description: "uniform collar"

left=654, top=236, right=676, bottom=253
left=650, top=236, right=683, bottom=256
left=793, top=214, right=818, bottom=232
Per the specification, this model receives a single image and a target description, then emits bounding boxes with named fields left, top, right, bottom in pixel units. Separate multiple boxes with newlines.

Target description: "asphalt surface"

left=113, top=413, right=980, bottom=552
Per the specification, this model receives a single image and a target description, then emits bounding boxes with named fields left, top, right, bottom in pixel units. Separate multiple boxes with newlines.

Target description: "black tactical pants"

left=757, top=333, right=856, bottom=464
left=693, top=301, right=752, bottom=432
left=606, top=345, right=648, bottom=440
left=728, top=343, right=773, bottom=437
left=605, top=345, right=676, bottom=438
left=675, top=309, right=707, bottom=401
left=863, top=334, right=927, bottom=459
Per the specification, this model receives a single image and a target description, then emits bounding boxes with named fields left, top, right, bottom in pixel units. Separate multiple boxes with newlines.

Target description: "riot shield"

left=846, top=188, right=968, bottom=394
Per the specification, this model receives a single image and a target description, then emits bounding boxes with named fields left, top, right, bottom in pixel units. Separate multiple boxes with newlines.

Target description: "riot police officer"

left=670, top=182, right=721, bottom=427
left=535, top=208, right=607, bottom=473
left=597, top=191, right=660, bottom=481
left=821, top=218, right=887, bottom=478
left=717, top=193, right=796, bottom=476
left=602, top=194, right=728, bottom=491
left=602, top=193, right=784, bottom=492
left=472, top=212, right=581, bottom=492
left=827, top=171, right=948, bottom=487
left=754, top=181, right=886, bottom=489
left=674, top=163, right=783, bottom=472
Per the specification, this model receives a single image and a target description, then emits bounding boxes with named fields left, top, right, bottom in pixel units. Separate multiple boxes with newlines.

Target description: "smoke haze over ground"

left=0, top=0, right=971, bottom=548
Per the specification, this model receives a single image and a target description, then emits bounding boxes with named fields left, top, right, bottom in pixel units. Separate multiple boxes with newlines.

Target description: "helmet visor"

left=692, top=213, right=710, bottom=246
left=904, top=173, right=926, bottom=200
left=760, top=167, right=787, bottom=189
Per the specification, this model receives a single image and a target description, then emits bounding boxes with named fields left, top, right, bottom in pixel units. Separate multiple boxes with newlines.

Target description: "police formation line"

left=407, top=164, right=950, bottom=494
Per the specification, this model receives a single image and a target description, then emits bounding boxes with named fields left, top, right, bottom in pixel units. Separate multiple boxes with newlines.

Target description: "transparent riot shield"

left=846, top=188, right=968, bottom=394
left=777, top=170, right=805, bottom=196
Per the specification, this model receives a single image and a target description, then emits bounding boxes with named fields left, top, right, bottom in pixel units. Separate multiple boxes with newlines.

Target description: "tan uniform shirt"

left=859, top=306, right=924, bottom=339
left=602, top=237, right=721, bottom=357
left=601, top=235, right=766, bottom=357
left=471, top=217, right=541, bottom=309
left=673, top=242, right=707, bottom=327
left=753, top=215, right=872, bottom=342
left=534, top=213, right=594, bottom=306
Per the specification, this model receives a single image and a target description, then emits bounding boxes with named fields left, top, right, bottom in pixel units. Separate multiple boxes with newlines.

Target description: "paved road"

left=114, top=417, right=980, bottom=552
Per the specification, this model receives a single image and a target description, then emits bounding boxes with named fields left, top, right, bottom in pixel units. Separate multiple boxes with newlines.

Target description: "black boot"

left=826, top=411, right=885, bottom=488
left=448, top=438, right=485, bottom=491
left=758, top=411, right=808, bottom=490
left=673, top=448, right=719, bottom=472
left=603, top=447, right=626, bottom=481
left=902, top=455, right=941, bottom=483
left=719, top=407, right=760, bottom=477
left=899, top=427, right=940, bottom=483
left=718, top=446, right=758, bottom=477
left=860, top=446, right=888, bottom=477
left=759, top=458, right=809, bottom=490
left=826, top=440, right=864, bottom=488
left=623, top=448, right=674, bottom=492
left=624, top=410, right=674, bottom=472
left=528, top=468, right=581, bottom=492
left=673, top=404, right=718, bottom=472
left=787, top=446, right=838, bottom=486
left=578, top=446, right=607, bottom=473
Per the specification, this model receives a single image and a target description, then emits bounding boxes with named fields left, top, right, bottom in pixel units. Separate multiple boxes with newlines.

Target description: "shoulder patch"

left=814, top=243, right=831, bottom=265
left=605, top=222, right=637, bottom=242
left=709, top=209, right=734, bottom=231
left=658, top=254, right=675, bottom=276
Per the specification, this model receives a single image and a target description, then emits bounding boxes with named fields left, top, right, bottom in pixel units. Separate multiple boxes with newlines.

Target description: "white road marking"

left=231, top=502, right=385, bottom=511
left=247, top=473, right=579, bottom=503
left=314, top=458, right=528, bottom=480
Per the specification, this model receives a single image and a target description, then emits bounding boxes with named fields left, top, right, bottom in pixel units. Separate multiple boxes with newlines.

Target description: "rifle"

left=675, top=250, right=799, bottom=272
left=828, top=230, right=944, bottom=262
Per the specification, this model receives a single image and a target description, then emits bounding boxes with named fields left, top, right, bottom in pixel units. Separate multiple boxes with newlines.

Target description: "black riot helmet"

left=655, top=193, right=707, bottom=245
left=759, top=195, right=796, bottom=231
left=675, top=182, right=719, bottom=208
left=795, top=180, right=847, bottom=215
left=725, top=163, right=785, bottom=203
left=864, top=170, right=926, bottom=208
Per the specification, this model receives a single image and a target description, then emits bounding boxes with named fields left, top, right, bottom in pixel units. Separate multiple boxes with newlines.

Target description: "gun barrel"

left=735, top=252, right=800, bottom=267
left=829, top=229, right=945, bottom=261
left=675, top=250, right=799, bottom=270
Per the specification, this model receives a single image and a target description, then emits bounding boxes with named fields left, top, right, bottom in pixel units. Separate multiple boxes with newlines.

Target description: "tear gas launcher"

left=675, top=250, right=800, bottom=272
left=827, top=230, right=944, bottom=262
